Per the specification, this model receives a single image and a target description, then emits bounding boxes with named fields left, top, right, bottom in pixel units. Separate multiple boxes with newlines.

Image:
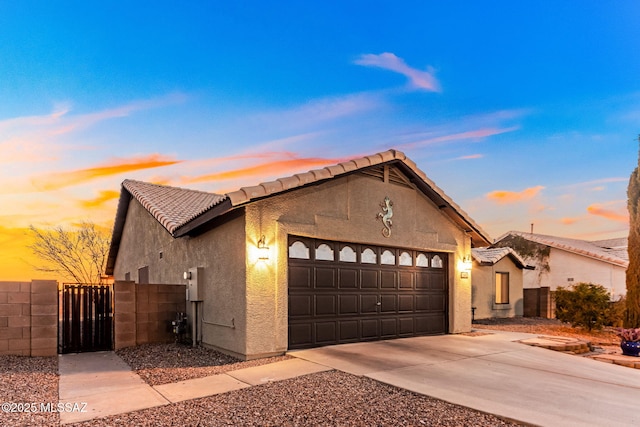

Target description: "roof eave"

left=394, top=162, right=492, bottom=247
left=105, top=188, right=132, bottom=275
left=173, top=198, right=234, bottom=237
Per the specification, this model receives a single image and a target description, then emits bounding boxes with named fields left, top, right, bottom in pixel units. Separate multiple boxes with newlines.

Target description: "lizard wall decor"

left=377, top=196, right=393, bottom=237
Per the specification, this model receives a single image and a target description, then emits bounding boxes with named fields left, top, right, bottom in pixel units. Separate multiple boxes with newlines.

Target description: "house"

left=470, top=247, right=533, bottom=320
left=106, top=149, right=492, bottom=360
left=493, top=231, right=628, bottom=300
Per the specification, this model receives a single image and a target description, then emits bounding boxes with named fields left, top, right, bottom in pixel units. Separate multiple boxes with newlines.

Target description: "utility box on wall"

left=184, top=267, right=203, bottom=301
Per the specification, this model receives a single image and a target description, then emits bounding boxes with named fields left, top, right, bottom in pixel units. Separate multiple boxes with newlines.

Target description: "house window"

left=495, top=272, right=509, bottom=304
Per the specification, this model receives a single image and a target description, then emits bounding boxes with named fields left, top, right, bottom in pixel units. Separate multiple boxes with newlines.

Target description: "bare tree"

left=626, top=135, right=640, bottom=327
left=29, top=221, right=111, bottom=284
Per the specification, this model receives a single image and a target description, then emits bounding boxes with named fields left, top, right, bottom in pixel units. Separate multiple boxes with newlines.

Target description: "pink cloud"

left=400, top=126, right=519, bottom=150
left=486, top=185, right=545, bottom=204
left=587, top=203, right=629, bottom=223
left=354, top=52, right=440, bottom=92
left=455, top=154, right=484, bottom=160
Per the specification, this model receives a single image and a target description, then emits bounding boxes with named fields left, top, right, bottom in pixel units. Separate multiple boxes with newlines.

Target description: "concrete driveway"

left=289, top=330, right=640, bottom=426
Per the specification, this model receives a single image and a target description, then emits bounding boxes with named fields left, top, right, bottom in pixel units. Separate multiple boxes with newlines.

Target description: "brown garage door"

left=288, top=236, right=448, bottom=350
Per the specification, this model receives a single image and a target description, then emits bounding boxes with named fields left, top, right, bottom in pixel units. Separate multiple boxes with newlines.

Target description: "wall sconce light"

left=257, top=235, right=270, bottom=260
left=462, top=256, right=473, bottom=272
left=183, top=271, right=192, bottom=280
left=458, top=255, right=472, bottom=278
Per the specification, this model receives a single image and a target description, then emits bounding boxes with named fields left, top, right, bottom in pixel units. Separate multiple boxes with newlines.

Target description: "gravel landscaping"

left=69, top=370, right=523, bottom=427
left=116, top=343, right=292, bottom=386
left=0, top=355, right=59, bottom=427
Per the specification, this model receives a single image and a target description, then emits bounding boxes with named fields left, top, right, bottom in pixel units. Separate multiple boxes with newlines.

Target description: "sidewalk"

left=58, top=352, right=330, bottom=424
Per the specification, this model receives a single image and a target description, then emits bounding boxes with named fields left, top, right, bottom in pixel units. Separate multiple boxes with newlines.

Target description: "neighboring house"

left=493, top=231, right=628, bottom=300
left=106, top=149, right=492, bottom=360
left=471, top=247, right=532, bottom=320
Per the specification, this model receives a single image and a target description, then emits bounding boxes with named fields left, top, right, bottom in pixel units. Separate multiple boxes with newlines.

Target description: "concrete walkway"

left=58, top=352, right=329, bottom=424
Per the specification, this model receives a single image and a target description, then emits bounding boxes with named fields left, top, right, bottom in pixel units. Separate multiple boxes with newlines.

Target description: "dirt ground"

left=473, top=317, right=621, bottom=352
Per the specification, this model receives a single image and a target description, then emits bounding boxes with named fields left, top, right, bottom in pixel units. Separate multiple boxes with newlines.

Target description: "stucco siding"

left=525, top=248, right=626, bottom=299
left=112, top=198, right=248, bottom=357
left=472, top=257, right=524, bottom=320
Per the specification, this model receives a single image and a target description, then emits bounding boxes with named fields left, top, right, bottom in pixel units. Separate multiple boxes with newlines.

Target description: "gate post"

left=31, top=280, right=57, bottom=356
left=113, top=281, right=137, bottom=349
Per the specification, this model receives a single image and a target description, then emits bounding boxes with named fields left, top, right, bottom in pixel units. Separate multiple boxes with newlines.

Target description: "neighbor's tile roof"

left=471, top=247, right=531, bottom=269
left=122, top=180, right=228, bottom=235
left=495, top=231, right=629, bottom=268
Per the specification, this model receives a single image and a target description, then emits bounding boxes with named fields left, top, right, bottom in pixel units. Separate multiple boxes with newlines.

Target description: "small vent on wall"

left=567, top=278, right=574, bottom=282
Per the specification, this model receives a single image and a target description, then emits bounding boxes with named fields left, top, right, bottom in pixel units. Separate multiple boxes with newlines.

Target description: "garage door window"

left=289, top=241, right=310, bottom=259
left=416, top=253, right=429, bottom=267
left=432, top=255, right=443, bottom=268
left=381, top=250, right=395, bottom=265
left=399, top=251, right=412, bottom=266
left=339, top=246, right=357, bottom=262
left=361, top=248, right=377, bottom=264
left=316, top=244, right=334, bottom=261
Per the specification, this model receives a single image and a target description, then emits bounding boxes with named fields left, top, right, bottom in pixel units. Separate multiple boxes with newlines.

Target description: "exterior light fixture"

left=458, top=255, right=472, bottom=278
left=183, top=271, right=192, bottom=280
left=462, top=256, right=473, bottom=272
left=257, top=235, right=270, bottom=260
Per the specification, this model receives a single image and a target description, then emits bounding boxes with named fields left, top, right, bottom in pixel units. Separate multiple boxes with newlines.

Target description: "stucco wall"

left=471, top=258, right=524, bottom=320
left=113, top=199, right=248, bottom=358
left=244, top=171, right=472, bottom=357
left=523, top=248, right=626, bottom=300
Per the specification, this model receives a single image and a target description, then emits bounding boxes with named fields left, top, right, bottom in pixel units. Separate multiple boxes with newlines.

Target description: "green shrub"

left=554, top=283, right=613, bottom=331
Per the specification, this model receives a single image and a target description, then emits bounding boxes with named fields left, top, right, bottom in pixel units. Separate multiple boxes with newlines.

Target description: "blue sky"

left=1, top=1, right=638, bottom=279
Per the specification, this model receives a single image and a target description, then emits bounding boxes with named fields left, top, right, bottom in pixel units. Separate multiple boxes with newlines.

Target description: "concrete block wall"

left=114, top=281, right=186, bottom=349
left=523, top=287, right=554, bottom=318
left=0, top=281, right=57, bottom=356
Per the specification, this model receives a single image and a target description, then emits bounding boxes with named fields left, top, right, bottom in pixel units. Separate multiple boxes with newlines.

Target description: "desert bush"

left=554, top=283, right=613, bottom=331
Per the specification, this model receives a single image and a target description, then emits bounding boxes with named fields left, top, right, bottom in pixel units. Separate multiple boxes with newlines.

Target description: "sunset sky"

left=1, top=2, right=639, bottom=281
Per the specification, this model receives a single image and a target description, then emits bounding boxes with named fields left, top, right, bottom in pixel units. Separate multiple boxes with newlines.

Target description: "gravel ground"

left=69, top=370, right=523, bottom=427
left=0, top=355, right=59, bottom=427
left=116, top=343, right=291, bottom=386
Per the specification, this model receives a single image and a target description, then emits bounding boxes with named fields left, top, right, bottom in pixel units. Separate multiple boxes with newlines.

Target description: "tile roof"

left=122, top=180, right=228, bottom=235
left=106, top=149, right=493, bottom=274
left=220, top=149, right=491, bottom=245
left=471, top=247, right=531, bottom=269
left=495, top=231, right=629, bottom=268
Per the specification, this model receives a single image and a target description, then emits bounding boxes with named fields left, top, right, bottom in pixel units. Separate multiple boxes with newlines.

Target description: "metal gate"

left=59, top=284, right=113, bottom=353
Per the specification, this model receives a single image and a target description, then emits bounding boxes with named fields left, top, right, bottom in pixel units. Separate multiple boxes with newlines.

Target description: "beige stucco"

left=114, top=169, right=474, bottom=359
left=471, top=257, right=524, bottom=320
left=113, top=199, right=248, bottom=358
left=523, top=248, right=626, bottom=300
